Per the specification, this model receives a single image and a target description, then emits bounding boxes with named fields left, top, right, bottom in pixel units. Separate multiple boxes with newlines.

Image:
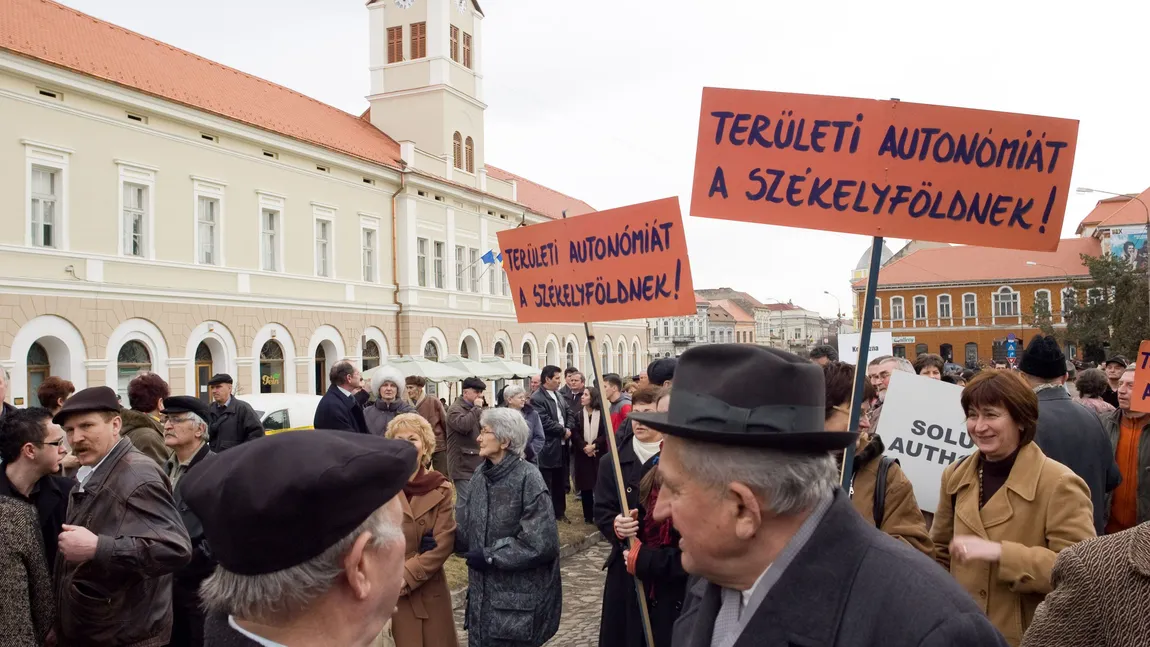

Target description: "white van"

left=236, top=393, right=322, bottom=435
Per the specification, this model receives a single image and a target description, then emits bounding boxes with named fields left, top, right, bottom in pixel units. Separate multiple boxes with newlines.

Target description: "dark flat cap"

left=162, top=395, right=211, bottom=422
left=647, top=357, right=678, bottom=387
left=54, top=386, right=121, bottom=425
left=632, top=344, right=855, bottom=451
left=1104, top=356, right=1129, bottom=368
left=1019, top=336, right=1067, bottom=380
left=181, top=430, right=417, bottom=575
left=462, top=377, right=487, bottom=391
left=207, top=373, right=233, bottom=386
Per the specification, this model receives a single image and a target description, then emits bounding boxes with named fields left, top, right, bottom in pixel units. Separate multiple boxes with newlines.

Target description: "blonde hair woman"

left=384, top=413, right=459, bottom=647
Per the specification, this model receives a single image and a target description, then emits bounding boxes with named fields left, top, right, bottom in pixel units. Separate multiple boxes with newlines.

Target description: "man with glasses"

left=161, top=396, right=216, bottom=647
left=0, top=407, right=74, bottom=570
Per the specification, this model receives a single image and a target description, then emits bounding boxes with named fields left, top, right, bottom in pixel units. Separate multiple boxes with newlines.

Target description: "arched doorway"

left=493, top=341, right=506, bottom=358
left=314, top=344, right=328, bottom=395
left=27, top=342, right=50, bottom=396
left=544, top=340, right=559, bottom=367
left=633, top=341, right=640, bottom=376
left=600, top=342, right=610, bottom=372
left=260, top=340, right=285, bottom=394
left=565, top=342, right=576, bottom=370
left=424, top=341, right=440, bottom=361
left=915, top=343, right=928, bottom=358
left=363, top=340, right=381, bottom=371
left=195, top=342, right=213, bottom=403
left=116, top=340, right=151, bottom=397
left=939, top=343, right=953, bottom=363
left=964, top=342, right=979, bottom=368
left=617, top=341, right=626, bottom=376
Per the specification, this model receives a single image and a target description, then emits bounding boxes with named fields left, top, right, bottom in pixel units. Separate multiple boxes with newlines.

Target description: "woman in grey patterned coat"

left=455, top=407, right=562, bottom=647
left=0, top=496, right=55, bottom=646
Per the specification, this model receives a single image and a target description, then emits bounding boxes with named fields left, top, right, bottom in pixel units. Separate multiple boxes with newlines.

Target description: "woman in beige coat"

left=385, top=413, right=459, bottom=647
left=932, top=370, right=1096, bottom=646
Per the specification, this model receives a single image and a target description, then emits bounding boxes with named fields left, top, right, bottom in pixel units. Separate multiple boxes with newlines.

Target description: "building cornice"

left=852, top=276, right=1091, bottom=292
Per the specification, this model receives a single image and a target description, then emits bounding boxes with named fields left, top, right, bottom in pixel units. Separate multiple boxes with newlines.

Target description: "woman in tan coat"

left=385, top=413, right=459, bottom=647
left=823, top=362, right=933, bottom=556
left=932, top=370, right=1096, bottom=646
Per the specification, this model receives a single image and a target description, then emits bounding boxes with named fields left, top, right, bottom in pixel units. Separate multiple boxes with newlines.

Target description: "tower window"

left=453, top=132, right=463, bottom=170
left=463, top=33, right=472, bottom=69
left=450, top=25, right=460, bottom=63
left=465, top=136, right=474, bottom=173
left=387, top=26, right=403, bottom=63
left=410, top=22, right=426, bottom=59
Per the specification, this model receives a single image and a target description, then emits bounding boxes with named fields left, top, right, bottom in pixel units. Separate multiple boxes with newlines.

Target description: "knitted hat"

left=1019, top=336, right=1067, bottom=380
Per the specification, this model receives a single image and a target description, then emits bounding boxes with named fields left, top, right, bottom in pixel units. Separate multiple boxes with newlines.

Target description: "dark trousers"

left=579, top=489, right=595, bottom=523
left=167, top=601, right=204, bottom=647
left=541, top=467, right=567, bottom=520
left=431, top=451, right=450, bottom=481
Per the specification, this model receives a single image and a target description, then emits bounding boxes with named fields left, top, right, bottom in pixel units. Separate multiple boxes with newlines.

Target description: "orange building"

left=852, top=237, right=1100, bottom=367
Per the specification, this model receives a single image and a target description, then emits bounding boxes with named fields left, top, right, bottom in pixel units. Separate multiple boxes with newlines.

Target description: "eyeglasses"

left=159, top=415, right=191, bottom=424
left=35, top=439, right=66, bottom=447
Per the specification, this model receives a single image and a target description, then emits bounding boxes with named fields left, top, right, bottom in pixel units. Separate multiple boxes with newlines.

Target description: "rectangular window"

left=489, top=260, right=497, bottom=294
left=502, top=268, right=510, bottom=296
left=963, top=294, right=977, bottom=318
left=938, top=295, right=952, bottom=319
left=1062, top=289, right=1076, bottom=313
left=994, top=290, right=1019, bottom=317
left=455, top=245, right=465, bottom=290
left=197, top=196, right=219, bottom=265
left=410, top=22, right=426, bottom=59
left=1087, top=288, right=1104, bottom=305
left=387, top=26, right=403, bottom=63
left=361, top=227, right=377, bottom=282
left=469, top=248, right=479, bottom=292
left=663, top=321, right=669, bottom=337
left=1035, top=290, right=1051, bottom=313
left=122, top=183, right=147, bottom=257
left=891, top=297, right=904, bottom=320
left=872, top=298, right=881, bottom=320
left=314, top=218, right=332, bottom=277
left=463, top=32, right=472, bottom=68
left=913, top=296, right=927, bottom=320
left=31, top=167, right=58, bottom=248
left=434, top=241, right=445, bottom=289
left=450, top=25, right=460, bottom=62
left=261, top=209, right=279, bottom=271
left=417, top=238, right=428, bottom=287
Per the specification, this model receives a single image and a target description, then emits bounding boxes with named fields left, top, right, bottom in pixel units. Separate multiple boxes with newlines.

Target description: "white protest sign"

left=874, top=371, right=974, bottom=512
left=837, top=332, right=893, bottom=366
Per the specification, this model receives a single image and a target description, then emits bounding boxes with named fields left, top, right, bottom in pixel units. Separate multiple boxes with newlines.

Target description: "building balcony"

left=671, top=335, right=697, bottom=345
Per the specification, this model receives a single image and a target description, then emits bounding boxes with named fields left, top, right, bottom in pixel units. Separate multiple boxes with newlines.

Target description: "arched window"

left=963, top=293, right=978, bottom=318
left=362, top=340, right=381, bottom=371
left=566, top=342, right=576, bottom=369
left=913, top=295, right=927, bottom=320
left=423, top=341, right=440, bottom=362
left=260, top=340, right=285, bottom=394
left=937, top=294, right=952, bottom=319
left=915, top=343, right=928, bottom=356
left=617, top=343, right=625, bottom=374
left=27, top=341, right=50, bottom=395
left=890, top=296, right=905, bottom=321
left=632, top=342, right=640, bottom=374
left=1034, top=289, right=1052, bottom=317
left=452, top=132, right=463, bottom=170
left=195, top=342, right=214, bottom=402
left=465, top=136, right=475, bottom=173
left=964, top=342, right=979, bottom=367
left=459, top=340, right=470, bottom=359
left=116, top=340, right=151, bottom=396
left=521, top=341, right=534, bottom=367
left=993, top=286, right=1020, bottom=317
left=600, top=342, right=610, bottom=371
left=494, top=341, right=505, bottom=358
left=313, top=344, right=327, bottom=395
left=1061, top=287, right=1077, bottom=314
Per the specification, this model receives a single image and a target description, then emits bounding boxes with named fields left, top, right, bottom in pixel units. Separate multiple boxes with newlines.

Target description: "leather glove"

left=465, top=548, right=492, bottom=572
left=418, top=531, right=437, bottom=553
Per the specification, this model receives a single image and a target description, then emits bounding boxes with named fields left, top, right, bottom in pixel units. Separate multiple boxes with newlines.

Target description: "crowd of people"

left=0, top=333, right=1147, bottom=646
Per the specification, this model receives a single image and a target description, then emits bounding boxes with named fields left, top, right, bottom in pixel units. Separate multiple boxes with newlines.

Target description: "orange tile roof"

left=856, top=237, right=1100, bottom=288
left=1094, top=187, right=1150, bottom=230
left=1, top=0, right=589, bottom=220
left=709, top=299, right=754, bottom=323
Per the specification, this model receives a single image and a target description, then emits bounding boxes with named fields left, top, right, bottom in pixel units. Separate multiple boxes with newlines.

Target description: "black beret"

left=462, top=376, right=487, bottom=391
left=1019, top=336, right=1067, bottom=380
left=647, top=357, right=678, bottom=387
left=180, top=430, right=417, bottom=575
left=53, top=386, right=120, bottom=425
left=161, top=395, right=211, bottom=422
left=207, top=373, right=233, bottom=386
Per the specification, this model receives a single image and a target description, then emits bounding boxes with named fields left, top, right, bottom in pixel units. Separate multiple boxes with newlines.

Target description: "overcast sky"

left=60, top=0, right=1150, bottom=317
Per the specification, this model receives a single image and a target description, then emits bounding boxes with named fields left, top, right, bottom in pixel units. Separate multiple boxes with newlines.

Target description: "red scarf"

left=639, top=441, right=674, bottom=549
left=403, top=466, right=446, bottom=498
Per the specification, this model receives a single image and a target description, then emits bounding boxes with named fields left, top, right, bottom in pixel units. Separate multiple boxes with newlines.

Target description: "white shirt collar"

left=228, top=616, right=286, bottom=647
left=338, top=385, right=353, bottom=398
left=741, top=564, right=771, bottom=609
left=77, top=441, right=119, bottom=488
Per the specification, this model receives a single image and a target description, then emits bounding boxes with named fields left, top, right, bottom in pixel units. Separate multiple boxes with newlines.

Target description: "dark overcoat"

left=313, top=384, right=369, bottom=434
left=593, top=429, right=686, bottom=647
left=529, top=389, right=567, bottom=470
left=672, top=489, right=1008, bottom=647
left=166, top=442, right=216, bottom=647
left=570, top=407, right=609, bottom=492
left=208, top=398, right=265, bottom=451
left=1034, top=387, right=1122, bottom=534
left=455, top=454, right=561, bottom=647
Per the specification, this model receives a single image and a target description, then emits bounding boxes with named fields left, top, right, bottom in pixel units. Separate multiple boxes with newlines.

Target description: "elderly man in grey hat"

left=633, top=344, right=1007, bottom=647
left=184, top=430, right=417, bottom=646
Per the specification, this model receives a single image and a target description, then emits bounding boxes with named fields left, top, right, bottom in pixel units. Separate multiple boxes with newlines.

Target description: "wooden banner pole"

left=584, top=321, right=656, bottom=647
left=840, top=235, right=885, bottom=490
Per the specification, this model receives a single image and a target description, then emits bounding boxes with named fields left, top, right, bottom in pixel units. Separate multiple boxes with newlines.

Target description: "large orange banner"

left=691, top=89, right=1079, bottom=251
left=1133, top=340, right=1150, bottom=414
left=497, top=197, right=696, bottom=324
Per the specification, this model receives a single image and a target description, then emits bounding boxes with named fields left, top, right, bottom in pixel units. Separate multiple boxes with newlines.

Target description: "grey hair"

left=480, top=407, right=528, bottom=459
left=673, top=438, right=837, bottom=515
left=186, top=412, right=210, bottom=442
left=502, top=384, right=526, bottom=401
left=0, top=367, right=8, bottom=386
left=200, top=505, right=402, bottom=624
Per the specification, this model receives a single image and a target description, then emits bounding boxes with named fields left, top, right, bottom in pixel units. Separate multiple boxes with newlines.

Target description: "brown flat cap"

left=53, top=386, right=121, bottom=425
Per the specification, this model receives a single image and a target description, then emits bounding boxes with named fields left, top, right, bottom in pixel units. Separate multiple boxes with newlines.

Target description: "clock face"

left=456, top=0, right=468, bottom=13
left=395, top=0, right=413, bottom=8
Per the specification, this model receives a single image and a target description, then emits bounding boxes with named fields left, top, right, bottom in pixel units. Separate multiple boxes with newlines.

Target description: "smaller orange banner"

left=1132, top=340, right=1150, bottom=414
left=497, top=197, right=696, bottom=324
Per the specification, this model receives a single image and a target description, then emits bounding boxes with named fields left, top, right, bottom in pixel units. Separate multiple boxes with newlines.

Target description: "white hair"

left=480, top=407, right=528, bottom=458
left=673, top=438, right=837, bottom=515
left=187, top=412, right=210, bottom=442
left=502, top=384, right=526, bottom=401
left=200, top=505, right=401, bottom=624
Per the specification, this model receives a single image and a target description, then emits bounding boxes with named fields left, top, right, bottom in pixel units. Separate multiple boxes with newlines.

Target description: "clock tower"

left=366, top=0, right=485, bottom=181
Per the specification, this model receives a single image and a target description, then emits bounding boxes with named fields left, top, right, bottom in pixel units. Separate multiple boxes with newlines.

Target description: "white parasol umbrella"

left=363, top=356, right=469, bottom=383
left=439, top=355, right=512, bottom=380
left=480, top=357, right=540, bottom=379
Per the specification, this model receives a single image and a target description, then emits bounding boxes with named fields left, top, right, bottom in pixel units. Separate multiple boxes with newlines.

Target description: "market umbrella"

left=363, top=356, right=469, bottom=383
left=481, top=357, right=540, bottom=379
left=439, top=355, right=512, bottom=380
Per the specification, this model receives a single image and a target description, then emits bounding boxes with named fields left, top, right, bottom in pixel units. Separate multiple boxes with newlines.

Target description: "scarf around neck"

left=632, top=436, right=661, bottom=465
left=403, top=466, right=446, bottom=499
left=582, top=408, right=600, bottom=445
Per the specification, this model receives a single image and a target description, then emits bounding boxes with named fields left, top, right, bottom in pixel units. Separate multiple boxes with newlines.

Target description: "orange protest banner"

left=691, top=88, right=1079, bottom=252
left=497, top=197, right=695, bottom=324
left=1132, top=340, right=1150, bottom=414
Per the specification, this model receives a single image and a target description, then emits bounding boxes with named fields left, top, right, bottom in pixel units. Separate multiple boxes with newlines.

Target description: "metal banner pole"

left=840, top=235, right=885, bottom=489
left=584, top=321, right=656, bottom=647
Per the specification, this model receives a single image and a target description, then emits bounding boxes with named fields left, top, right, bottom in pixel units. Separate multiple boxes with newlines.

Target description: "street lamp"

left=1075, top=187, right=1150, bottom=325
left=823, top=290, right=843, bottom=336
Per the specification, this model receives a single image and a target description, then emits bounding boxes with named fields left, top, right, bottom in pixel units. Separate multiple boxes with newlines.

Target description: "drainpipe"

left=390, top=169, right=408, bottom=356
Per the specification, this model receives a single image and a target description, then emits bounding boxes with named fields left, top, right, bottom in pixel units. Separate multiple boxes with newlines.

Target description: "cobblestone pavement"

left=453, top=541, right=610, bottom=647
